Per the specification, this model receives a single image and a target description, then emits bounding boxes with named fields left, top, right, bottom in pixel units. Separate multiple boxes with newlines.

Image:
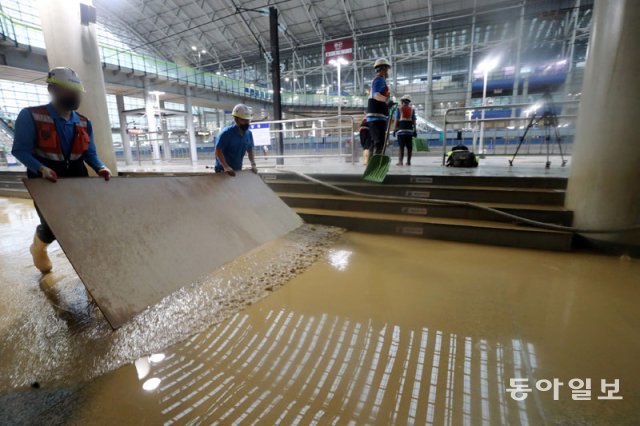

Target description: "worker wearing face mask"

left=11, top=67, right=111, bottom=274
left=213, top=104, right=257, bottom=176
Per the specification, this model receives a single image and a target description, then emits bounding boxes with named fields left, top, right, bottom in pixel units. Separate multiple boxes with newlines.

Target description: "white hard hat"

left=373, top=58, right=391, bottom=69
left=401, top=94, right=411, bottom=102
left=46, top=67, right=85, bottom=92
left=231, top=104, right=252, bottom=120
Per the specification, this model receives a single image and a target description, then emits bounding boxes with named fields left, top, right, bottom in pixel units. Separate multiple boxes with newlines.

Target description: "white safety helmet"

left=46, top=67, right=85, bottom=92
left=373, top=58, right=391, bottom=70
left=400, top=94, right=411, bottom=103
left=231, top=103, right=252, bottom=120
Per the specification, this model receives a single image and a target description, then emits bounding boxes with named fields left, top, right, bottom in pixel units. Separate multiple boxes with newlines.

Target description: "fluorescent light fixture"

left=475, top=56, right=500, bottom=74
left=191, top=46, right=197, bottom=51
left=329, top=57, right=349, bottom=66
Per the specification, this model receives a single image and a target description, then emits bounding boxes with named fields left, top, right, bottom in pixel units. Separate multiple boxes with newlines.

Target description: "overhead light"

left=149, top=90, right=165, bottom=97
left=191, top=46, right=197, bottom=51
left=201, top=49, right=207, bottom=54
left=475, top=55, right=500, bottom=74
left=329, top=57, right=349, bottom=66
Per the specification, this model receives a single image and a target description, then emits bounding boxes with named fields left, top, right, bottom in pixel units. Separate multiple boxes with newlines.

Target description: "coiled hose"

left=282, top=170, right=640, bottom=234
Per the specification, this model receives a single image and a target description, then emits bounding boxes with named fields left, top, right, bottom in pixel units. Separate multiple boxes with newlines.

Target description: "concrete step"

left=0, top=173, right=29, bottom=198
left=0, top=179, right=26, bottom=190
left=265, top=180, right=566, bottom=206
left=260, top=171, right=568, bottom=189
left=277, top=192, right=573, bottom=226
left=294, top=207, right=573, bottom=251
left=0, top=187, right=30, bottom=199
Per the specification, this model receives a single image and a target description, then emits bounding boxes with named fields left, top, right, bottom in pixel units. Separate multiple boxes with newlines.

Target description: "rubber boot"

left=363, top=149, right=370, bottom=166
left=30, top=233, right=52, bottom=273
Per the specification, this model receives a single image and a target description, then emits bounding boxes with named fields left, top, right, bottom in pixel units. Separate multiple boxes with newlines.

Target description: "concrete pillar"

left=565, top=0, right=640, bottom=252
left=159, top=100, right=171, bottom=161
left=521, top=76, right=529, bottom=102
left=425, top=22, right=433, bottom=119
left=464, top=1, right=477, bottom=108
left=185, top=86, right=198, bottom=165
left=115, top=94, right=133, bottom=165
left=511, top=1, right=525, bottom=118
left=38, top=0, right=117, bottom=173
left=143, top=80, right=161, bottom=164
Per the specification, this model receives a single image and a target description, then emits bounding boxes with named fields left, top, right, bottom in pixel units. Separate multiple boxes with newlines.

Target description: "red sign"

left=324, top=39, right=354, bottom=65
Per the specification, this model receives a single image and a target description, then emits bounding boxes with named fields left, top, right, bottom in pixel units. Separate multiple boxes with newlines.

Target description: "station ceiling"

left=94, top=0, right=525, bottom=69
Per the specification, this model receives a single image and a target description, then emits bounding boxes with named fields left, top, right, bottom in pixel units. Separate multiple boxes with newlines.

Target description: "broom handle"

left=381, top=105, right=396, bottom=156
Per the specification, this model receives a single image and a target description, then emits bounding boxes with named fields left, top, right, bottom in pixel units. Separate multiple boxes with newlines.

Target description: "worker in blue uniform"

left=214, top=104, right=257, bottom=176
left=11, top=67, right=111, bottom=273
left=366, top=58, right=394, bottom=155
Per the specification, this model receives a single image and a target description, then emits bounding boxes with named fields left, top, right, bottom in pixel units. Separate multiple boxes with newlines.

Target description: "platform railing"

left=441, top=100, right=581, bottom=165
left=251, top=115, right=357, bottom=165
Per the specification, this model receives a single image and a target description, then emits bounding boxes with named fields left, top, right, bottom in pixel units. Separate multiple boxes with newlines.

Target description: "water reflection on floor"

left=2, top=198, right=640, bottom=425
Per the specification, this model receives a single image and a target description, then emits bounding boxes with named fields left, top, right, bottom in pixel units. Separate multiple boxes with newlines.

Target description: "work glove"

left=97, top=167, right=111, bottom=181
left=39, top=166, right=58, bottom=183
left=250, top=163, right=258, bottom=174
left=413, top=131, right=418, bottom=138
left=224, top=167, right=236, bottom=177
left=386, top=98, right=396, bottom=108
left=393, top=130, right=397, bottom=137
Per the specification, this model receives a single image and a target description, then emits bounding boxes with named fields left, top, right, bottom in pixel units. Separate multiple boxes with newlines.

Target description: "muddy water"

left=0, top=197, right=343, bottom=392
left=2, top=197, right=640, bottom=425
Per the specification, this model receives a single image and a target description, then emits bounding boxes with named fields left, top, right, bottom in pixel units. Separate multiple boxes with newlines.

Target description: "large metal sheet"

left=24, top=172, right=303, bottom=329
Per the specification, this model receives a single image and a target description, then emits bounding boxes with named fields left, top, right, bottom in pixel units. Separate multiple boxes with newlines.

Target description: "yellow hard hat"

left=373, top=58, right=391, bottom=69
left=46, top=67, right=85, bottom=92
left=231, top=104, right=252, bottom=120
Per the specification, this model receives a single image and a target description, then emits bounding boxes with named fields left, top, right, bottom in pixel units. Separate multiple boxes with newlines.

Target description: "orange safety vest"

left=396, top=104, right=415, bottom=133
left=29, top=105, right=91, bottom=162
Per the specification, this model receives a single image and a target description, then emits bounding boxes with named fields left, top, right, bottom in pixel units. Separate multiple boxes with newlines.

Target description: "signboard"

left=324, top=39, right=353, bottom=65
left=250, top=123, right=271, bottom=146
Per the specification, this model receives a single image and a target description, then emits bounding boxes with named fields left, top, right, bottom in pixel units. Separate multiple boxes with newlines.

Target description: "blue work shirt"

left=367, top=76, right=389, bottom=123
left=11, top=103, right=104, bottom=174
left=214, top=123, right=254, bottom=171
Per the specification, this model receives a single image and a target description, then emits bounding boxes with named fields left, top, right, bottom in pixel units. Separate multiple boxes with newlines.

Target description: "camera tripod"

left=509, top=105, right=567, bottom=168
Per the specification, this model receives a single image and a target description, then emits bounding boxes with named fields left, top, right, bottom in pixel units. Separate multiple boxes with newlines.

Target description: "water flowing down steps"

left=261, top=171, right=574, bottom=251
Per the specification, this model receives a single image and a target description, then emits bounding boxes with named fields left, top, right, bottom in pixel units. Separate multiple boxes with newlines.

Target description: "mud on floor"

left=0, top=217, right=343, bottom=393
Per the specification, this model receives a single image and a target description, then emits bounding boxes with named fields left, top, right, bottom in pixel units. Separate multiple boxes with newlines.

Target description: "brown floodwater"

left=1, top=197, right=639, bottom=425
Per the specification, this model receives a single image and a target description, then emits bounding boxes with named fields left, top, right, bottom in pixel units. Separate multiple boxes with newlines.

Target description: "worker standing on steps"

left=214, top=104, right=257, bottom=176
left=394, top=94, right=417, bottom=166
left=366, top=58, right=394, bottom=155
left=358, top=113, right=372, bottom=165
left=11, top=67, right=111, bottom=274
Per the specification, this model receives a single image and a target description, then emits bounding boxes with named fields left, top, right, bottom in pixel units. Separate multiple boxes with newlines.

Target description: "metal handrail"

left=254, top=115, right=357, bottom=164
left=441, top=100, right=581, bottom=165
